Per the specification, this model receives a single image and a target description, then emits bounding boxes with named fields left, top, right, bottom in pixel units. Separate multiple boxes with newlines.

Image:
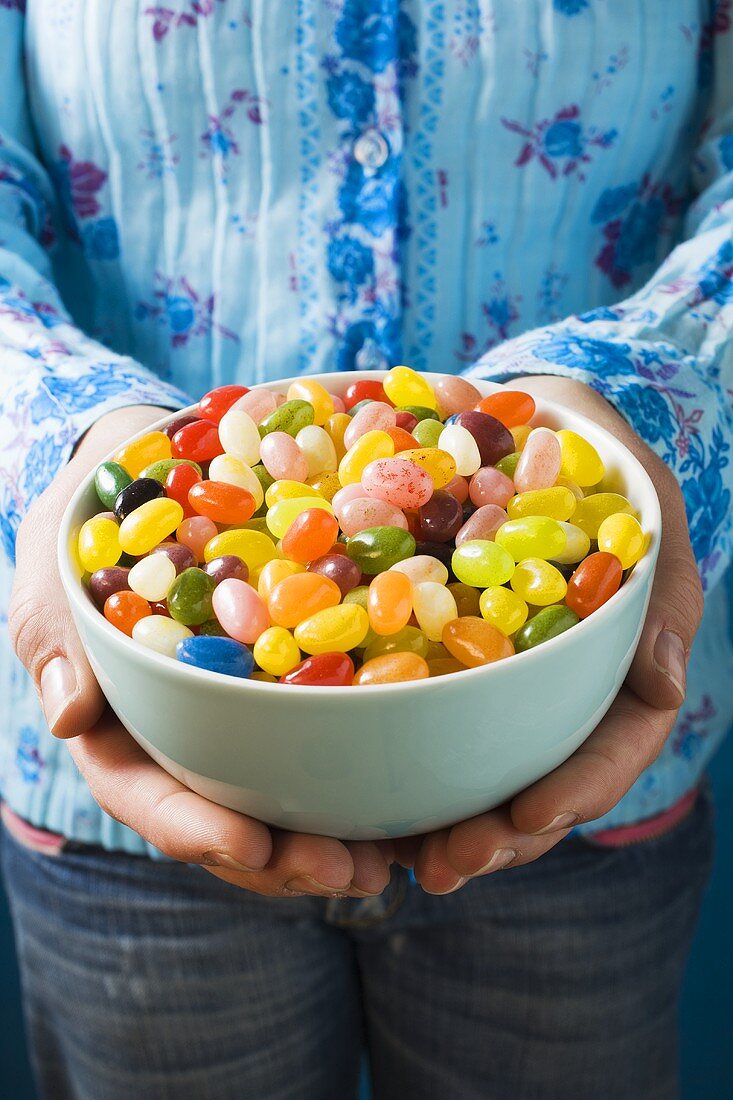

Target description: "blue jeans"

left=1, top=789, right=713, bottom=1100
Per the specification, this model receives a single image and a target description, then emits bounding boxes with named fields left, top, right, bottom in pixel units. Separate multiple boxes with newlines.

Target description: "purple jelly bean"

left=89, top=567, right=130, bottom=609
left=416, top=491, right=463, bottom=543
left=308, top=552, right=362, bottom=598
left=163, top=414, right=199, bottom=440
left=454, top=411, right=514, bottom=467
left=204, top=555, right=250, bottom=586
left=150, top=541, right=197, bottom=574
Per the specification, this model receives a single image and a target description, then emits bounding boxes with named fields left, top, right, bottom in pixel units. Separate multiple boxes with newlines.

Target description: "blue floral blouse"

left=0, top=1, right=731, bottom=855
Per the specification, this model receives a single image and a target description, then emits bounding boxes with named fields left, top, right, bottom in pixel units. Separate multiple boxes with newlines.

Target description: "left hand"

left=395, top=376, right=704, bottom=894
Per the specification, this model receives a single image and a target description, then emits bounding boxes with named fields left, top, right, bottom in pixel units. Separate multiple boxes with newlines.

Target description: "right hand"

left=9, top=405, right=392, bottom=898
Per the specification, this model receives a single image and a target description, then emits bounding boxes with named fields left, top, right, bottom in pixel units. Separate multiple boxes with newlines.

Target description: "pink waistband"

left=588, top=786, right=699, bottom=847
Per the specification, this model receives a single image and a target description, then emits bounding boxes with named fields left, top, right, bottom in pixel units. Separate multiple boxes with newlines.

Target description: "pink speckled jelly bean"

left=361, top=457, right=434, bottom=509
left=343, top=402, right=397, bottom=450
left=259, top=431, right=308, bottom=482
left=469, top=466, right=514, bottom=508
left=514, top=427, right=561, bottom=492
left=433, top=375, right=483, bottom=417
left=339, top=497, right=409, bottom=537
left=212, top=578, right=270, bottom=643
left=455, top=504, right=508, bottom=546
left=232, top=388, right=280, bottom=424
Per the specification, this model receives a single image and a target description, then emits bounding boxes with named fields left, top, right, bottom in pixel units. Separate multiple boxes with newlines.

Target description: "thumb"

left=625, top=470, right=703, bottom=712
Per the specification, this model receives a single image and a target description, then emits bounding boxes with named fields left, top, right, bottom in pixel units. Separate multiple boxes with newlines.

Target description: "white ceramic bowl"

left=58, top=373, right=660, bottom=839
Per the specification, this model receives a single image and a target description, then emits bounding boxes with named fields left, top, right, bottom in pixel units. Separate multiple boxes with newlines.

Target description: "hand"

left=403, top=376, right=703, bottom=894
left=9, top=405, right=392, bottom=899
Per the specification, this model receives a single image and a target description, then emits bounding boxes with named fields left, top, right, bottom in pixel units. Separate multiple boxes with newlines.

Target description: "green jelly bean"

left=95, top=462, right=132, bottom=509
left=495, top=516, right=567, bottom=562
left=496, top=451, right=521, bottom=478
left=364, top=625, right=430, bottom=662
left=397, top=405, right=441, bottom=423
left=140, top=458, right=202, bottom=483
left=259, top=399, right=315, bottom=438
left=199, top=619, right=230, bottom=637
left=412, top=419, right=444, bottom=448
left=514, top=605, right=580, bottom=652
left=452, top=540, right=515, bottom=587
left=243, top=516, right=278, bottom=540
left=346, top=526, right=416, bottom=574
left=167, top=567, right=216, bottom=626
left=342, top=585, right=377, bottom=647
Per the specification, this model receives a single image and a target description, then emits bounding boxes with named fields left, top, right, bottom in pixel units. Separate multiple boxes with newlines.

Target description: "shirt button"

left=354, top=128, right=389, bottom=171
left=355, top=338, right=388, bottom=372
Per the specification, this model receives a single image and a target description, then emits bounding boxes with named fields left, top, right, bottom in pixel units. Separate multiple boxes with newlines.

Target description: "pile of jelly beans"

left=79, top=366, right=647, bottom=686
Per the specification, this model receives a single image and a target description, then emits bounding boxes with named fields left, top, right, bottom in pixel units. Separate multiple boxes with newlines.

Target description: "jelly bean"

left=281, top=507, right=339, bottom=562
left=188, top=480, right=256, bottom=525
left=268, top=571, right=342, bottom=628
left=259, top=399, right=315, bottom=438
left=251, top=671, right=277, bottom=682
left=308, top=551, right=362, bottom=598
left=397, top=448, right=456, bottom=490
left=212, top=578, right=270, bottom=644
left=443, top=475, right=470, bottom=504
left=150, top=541, right=197, bottom=574
left=453, top=411, right=514, bottom=468
left=428, top=657, right=467, bottom=677
left=412, top=581, right=458, bottom=641
left=565, top=551, right=623, bottom=618
left=324, top=412, right=352, bottom=460
left=386, top=426, right=420, bottom=453
left=451, top=540, right=514, bottom=587
left=176, top=515, right=218, bottom=561
left=447, top=581, right=481, bottom=617
left=113, top=477, right=165, bottom=520
left=455, top=504, right=507, bottom=547
left=104, top=590, right=152, bottom=636
left=218, top=407, right=262, bottom=464
left=364, top=625, right=430, bottom=662
left=353, top=652, right=430, bottom=685
left=368, top=571, right=413, bottom=636
left=496, top=452, right=520, bottom=478
left=128, top=553, right=177, bottom=602
left=280, top=652, right=355, bottom=687
left=171, top=420, right=224, bottom=463
left=411, top=419, right=444, bottom=449
left=479, top=586, right=528, bottom=635
left=164, top=463, right=202, bottom=518
left=510, top=558, right=567, bottom=606
left=265, top=480, right=322, bottom=507
left=557, top=429, right=605, bottom=487
left=78, top=516, right=122, bottom=572
left=383, top=365, right=438, bottom=410
left=115, top=431, right=172, bottom=478
left=507, top=487, right=577, bottom=522
left=514, top=427, right=561, bottom=493
left=343, top=402, right=396, bottom=450
left=198, top=384, right=249, bottom=424
left=176, top=635, right=254, bottom=678
left=390, top=554, right=449, bottom=586
left=439, top=423, right=482, bottom=476
left=571, top=493, right=637, bottom=539
left=338, top=430, right=395, bottom=486
left=347, top=526, right=416, bottom=574
left=294, top=603, right=369, bottom=654
left=208, top=454, right=265, bottom=508
left=397, top=405, right=441, bottom=424
left=287, top=379, right=334, bottom=425
left=395, top=411, right=419, bottom=433
left=257, top=559, right=305, bottom=602
left=231, top=388, right=279, bottom=424
left=339, top=497, right=409, bottom=538
left=266, top=496, right=334, bottom=540
left=142, top=458, right=202, bottom=485
left=361, top=456, right=434, bottom=510
left=442, top=617, right=515, bottom=667
left=295, top=425, right=338, bottom=478
left=433, top=375, right=483, bottom=417
left=163, top=413, right=198, bottom=440
left=132, top=615, right=193, bottom=657
left=199, top=619, right=230, bottom=637
left=344, top=379, right=390, bottom=410
left=511, top=424, right=532, bottom=451
left=555, top=475, right=585, bottom=501
left=551, top=522, right=591, bottom=565
left=89, top=566, right=130, bottom=608
left=494, top=516, right=566, bottom=562
left=167, top=567, right=216, bottom=626
left=597, top=513, right=645, bottom=569
left=95, top=462, right=133, bottom=509
left=253, top=626, right=301, bottom=676
left=476, top=389, right=536, bottom=428
left=416, top=491, right=463, bottom=543
left=514, top=605, right=579, bottom=652
left=204, top=529, right=279, bottom=572
left=259, top=431, right=309, bottom=483
left=308, top=471, right=342, bottom=502
left=469, top=466, right=514, bottom=509
left=251, top=464, right=277, bottom=501
left=204, top=555, right=250, bottom=586
left=332, top=482, right=369, bottom=518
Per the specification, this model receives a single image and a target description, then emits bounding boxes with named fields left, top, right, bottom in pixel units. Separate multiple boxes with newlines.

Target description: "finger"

left=391, top=834, right=422, bottom=869
left=343, top=841, right=393, bottom=896
left=413, top=829, right=465, bottom=895
left=443, top=804, right=571, bottom=882
left=510, top=686, right=677, bottom=835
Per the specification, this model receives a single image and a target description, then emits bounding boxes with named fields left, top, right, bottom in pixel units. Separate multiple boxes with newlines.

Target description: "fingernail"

left=473, top=847, right=517, bottom=876
left=422, top=877, right=467, bottom=896
left=40, top=657, right=77, bottom=733
left=285, top=875, right=352, bottom=896
left=204, top=851, right=267, bottom=874
left=533, top=812, right=580, bottom=836
left=653, top=630, right=687, bottom=701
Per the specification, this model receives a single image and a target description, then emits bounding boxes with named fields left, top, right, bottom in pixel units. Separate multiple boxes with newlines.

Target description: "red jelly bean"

left=281, top=508, right=339, bottom=563
left=104, top=591, right=151, bottom=636
left=565, top=551, right=623, bottom=619
left=476, top=390, right=536, bottom=428
left=198, top=384, right=250, bottom=424
left=188, top=480, right=257, bottom=525
left=280, top=652, right=355, bottom=686
left=344, top=379, right=390, bottom=411
left=171, top=419, right=224, bottom=462
left=386, top=426, right=419, bottom=452
left=395, top=411, right=419, bottom=433
left=165, top=463, right=201, bottom=518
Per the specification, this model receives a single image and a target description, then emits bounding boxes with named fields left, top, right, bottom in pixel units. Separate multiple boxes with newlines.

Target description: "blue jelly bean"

left=175, top=635, right=255, bottom=678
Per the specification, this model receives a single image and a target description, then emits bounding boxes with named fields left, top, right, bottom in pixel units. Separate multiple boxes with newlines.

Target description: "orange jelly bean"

left=565, top=551, right=623, bottom=619
left=441, top=616, right=515, bottom=667
left=353, top=652, right=430, bottom=685
left=104, top=590, right=152, bottom=636
left=188, top=481, right=257, bottom=525
left=281, top=507, right=339, bottom=563
left=367, top=571, right=413, bottom=636
left=476, top=390, right=536, bottom=428
left=386, top=426, right=419, bottom=452
left=427, top=656, right=466, bottom=677
left=268, top=571, right=342, bottom=628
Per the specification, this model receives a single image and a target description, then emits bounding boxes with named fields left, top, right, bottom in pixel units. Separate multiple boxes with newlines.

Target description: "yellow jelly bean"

left=78, top=516, right=121, bottom=572
left=338, top=430, right=395, bottom=486
left=253, top=626, right=301, bottom=676
left=266, top=496, right=334, bottom=538
left=383, top=365, right=438, bottom=410
left=572, top=493, right=637, bottom=539
left=251, top=671, right=277, bottom=683
left=412, top=581, right=459, bottom=642
left=308, top=471, right=343, bottom=501
left=553, top=522, right=592, bottom=565
left=325, top=412, right=352, bottom=460
left=507, top=487, right=577, bottom=522
left=244, top=517, right=278, bottom=540
left=257, top=558, right=306, bottom=601
left=479, top=586, right=528, bottom=635
left=557, top=430, right=605, bottom=487
left=204, top=529, right=280, bottom=571
left=287, top=378, right=335, bottom=425
left=118, top=498, right=184, bottom=556
left=265, top=480, right=323, bottom=507
left=294, top=603, right=369, bottom=654
left=510, top=558, right=567, bottom=606
left=597, top=512, right=646, bottom=568
left=451, top=540, right=515, bottom=588
left=555, top=475, right=585, bottom=501
left=511, top=424, right=532, bottom=451
left=296, top=425, right=338, bottom=477
left=494, top=516, right=567, bottom=561
left=398, top=448, right=457, bottom=490
left=363, top=626, right=431, bottom=662
left=115, top=431, right=172, bottom=478
left=208, top=454, right=265, bottom=509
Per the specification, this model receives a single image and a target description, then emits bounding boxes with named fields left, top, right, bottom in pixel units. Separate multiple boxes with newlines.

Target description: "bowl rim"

left=58, top=371, right=661, bottom=698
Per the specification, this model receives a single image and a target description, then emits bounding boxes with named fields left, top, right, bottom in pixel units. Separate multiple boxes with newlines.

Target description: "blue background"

left=2, top=733, right=731, bottom=1099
